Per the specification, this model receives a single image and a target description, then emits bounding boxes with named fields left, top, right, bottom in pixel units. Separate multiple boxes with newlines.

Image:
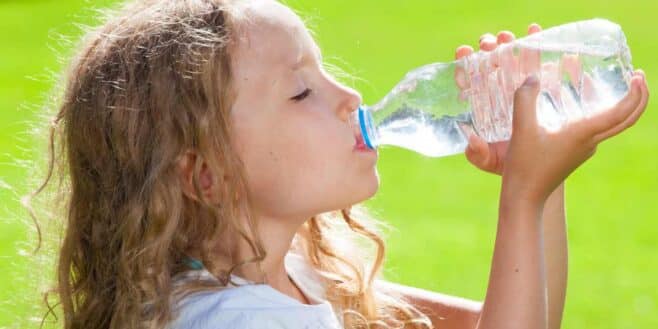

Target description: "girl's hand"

left=505, top=71, right=648, bottom=206
left=456, top=24, right=544, bottom=175
left=455, top=23, right=649, bottom=206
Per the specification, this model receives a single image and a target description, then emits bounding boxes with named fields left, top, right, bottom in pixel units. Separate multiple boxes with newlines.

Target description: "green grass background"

left=1, top=0, right=656, bottom=328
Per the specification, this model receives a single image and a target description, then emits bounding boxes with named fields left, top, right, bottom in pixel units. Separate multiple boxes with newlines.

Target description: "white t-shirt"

left=166, top=252, right=343, bottom=329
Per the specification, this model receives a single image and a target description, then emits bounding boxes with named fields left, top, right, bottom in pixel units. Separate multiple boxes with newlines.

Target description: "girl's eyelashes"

left=290, top=88, right=312, bottom=102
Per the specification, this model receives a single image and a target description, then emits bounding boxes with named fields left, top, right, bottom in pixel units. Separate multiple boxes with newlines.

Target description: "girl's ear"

left=177, top=150, right=222, bottom=205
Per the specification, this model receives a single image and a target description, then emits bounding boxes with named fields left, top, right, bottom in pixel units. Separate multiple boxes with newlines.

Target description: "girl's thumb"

left=512, top=74, right=540, bottom=130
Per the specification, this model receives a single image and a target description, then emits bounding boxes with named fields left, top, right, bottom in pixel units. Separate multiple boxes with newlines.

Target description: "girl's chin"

left=354, top=172, right=381, bottom=203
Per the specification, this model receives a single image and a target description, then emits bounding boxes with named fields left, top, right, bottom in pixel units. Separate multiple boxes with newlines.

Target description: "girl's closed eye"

left=290, top=88, right=312, bottom=102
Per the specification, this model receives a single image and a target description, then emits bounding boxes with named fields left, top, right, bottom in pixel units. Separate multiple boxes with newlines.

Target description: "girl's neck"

left=186, top=213, right=310, bottom=302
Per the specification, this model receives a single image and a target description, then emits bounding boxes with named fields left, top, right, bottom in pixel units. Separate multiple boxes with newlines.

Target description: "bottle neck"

left=358, top=106, right=378, bottom=149
left=349, top=106, right=379, bottom=150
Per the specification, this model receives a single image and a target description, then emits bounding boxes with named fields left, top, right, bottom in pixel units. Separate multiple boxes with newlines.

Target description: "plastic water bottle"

left=350, top=18, right=634, bottom=157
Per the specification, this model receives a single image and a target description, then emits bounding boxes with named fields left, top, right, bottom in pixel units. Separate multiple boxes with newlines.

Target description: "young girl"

left=28, top=0, right=648, bottom=328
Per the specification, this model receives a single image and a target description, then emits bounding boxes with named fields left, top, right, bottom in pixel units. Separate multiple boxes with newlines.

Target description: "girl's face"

left=230, top=1, right=378, bottom=220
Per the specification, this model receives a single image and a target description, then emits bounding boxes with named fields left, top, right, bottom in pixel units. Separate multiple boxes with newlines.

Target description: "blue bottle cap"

left=358, top=106, right=376, bottom=149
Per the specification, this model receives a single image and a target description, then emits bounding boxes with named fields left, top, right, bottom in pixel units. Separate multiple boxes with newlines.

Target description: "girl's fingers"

left=528, top=23, right=542, bottom=34
left=493, top=31, right=515, bottom=74
left=493, top=30, right=517, bottom=100
left=512, top=75, right=541, bottom=131
left=455, top=46, right=473, bottom=92
left=458, top=25, right=542, bottom=101
left=465, top=135, right=483, bottom=163
left=479, top=33, right=497, bottom=52
left=561, top=53, right=582, bottom=90
left=497, top=30, right=516, bottom=44
left=577, top=74, right=644, bottom=139
left=466, top=134, right=491, bottom=168
left=455, top=45, right=474, bottom=60
left=637, top=69, right=648, bottom=89
left=592, top=75, right=649, bottom=143
left=520, top=24, right=542, bottom=79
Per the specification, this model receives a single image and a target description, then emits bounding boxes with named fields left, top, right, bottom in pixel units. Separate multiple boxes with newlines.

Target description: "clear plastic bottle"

left=350, top=18, right=634, bottom=157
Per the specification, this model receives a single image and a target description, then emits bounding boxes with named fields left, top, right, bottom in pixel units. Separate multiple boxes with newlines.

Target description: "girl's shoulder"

left=166, top=251, right=343, bottom=329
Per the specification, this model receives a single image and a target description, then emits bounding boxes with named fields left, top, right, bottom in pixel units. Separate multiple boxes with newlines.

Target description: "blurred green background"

left=1, top=0, right=656, bottom=328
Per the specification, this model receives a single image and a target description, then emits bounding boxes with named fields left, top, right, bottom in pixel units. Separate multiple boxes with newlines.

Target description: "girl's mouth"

left=353, top=131, right=371, bottom=152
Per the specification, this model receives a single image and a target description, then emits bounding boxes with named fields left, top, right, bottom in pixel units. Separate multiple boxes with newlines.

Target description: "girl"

left=27, top=0, right=648, bottom=328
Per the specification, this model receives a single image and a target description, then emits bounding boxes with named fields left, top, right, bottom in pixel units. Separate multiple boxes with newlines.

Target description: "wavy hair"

left=22, top=0, right=433, bottom=328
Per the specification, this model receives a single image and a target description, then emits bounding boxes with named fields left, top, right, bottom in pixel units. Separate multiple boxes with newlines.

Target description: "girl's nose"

left=336, top=84, right=362, bottom=123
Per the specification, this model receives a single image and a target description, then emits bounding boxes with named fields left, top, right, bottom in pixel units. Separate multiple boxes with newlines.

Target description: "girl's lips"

left=354, top=130, right=363, bottom=144
left=352, top=122, right=375, bottom=153
left=353, top=132, right=370, bottom=151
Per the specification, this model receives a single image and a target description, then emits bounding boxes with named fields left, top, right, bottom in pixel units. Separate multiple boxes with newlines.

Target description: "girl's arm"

left=474, top=181, right=547, bottom=329
left=377, top=186, right=548, bottom=329
left=375, top=182, right=565, bottom=329
left=475, top=180, right=568, bottom=329
left=542, top=182, right=567, bottom=329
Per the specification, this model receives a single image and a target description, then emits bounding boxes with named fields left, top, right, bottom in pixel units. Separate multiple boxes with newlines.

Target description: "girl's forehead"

left=231, top=1, right=316, bottom=83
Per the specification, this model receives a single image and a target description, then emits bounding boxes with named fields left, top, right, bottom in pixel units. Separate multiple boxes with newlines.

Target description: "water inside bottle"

left=368, top=45, right=632, bottom=158
left=533, top=47, right=632, bottom=131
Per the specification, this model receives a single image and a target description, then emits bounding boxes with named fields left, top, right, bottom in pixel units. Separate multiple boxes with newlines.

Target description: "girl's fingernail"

left=635, top=74, right=643, bottom=85
left=634, top=69, right=645, bottom=81
left=479, top=33, right=495, bottom=43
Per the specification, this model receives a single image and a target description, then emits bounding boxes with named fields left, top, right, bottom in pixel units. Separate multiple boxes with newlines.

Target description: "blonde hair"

left=22, top=0, right=433, bottom=328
